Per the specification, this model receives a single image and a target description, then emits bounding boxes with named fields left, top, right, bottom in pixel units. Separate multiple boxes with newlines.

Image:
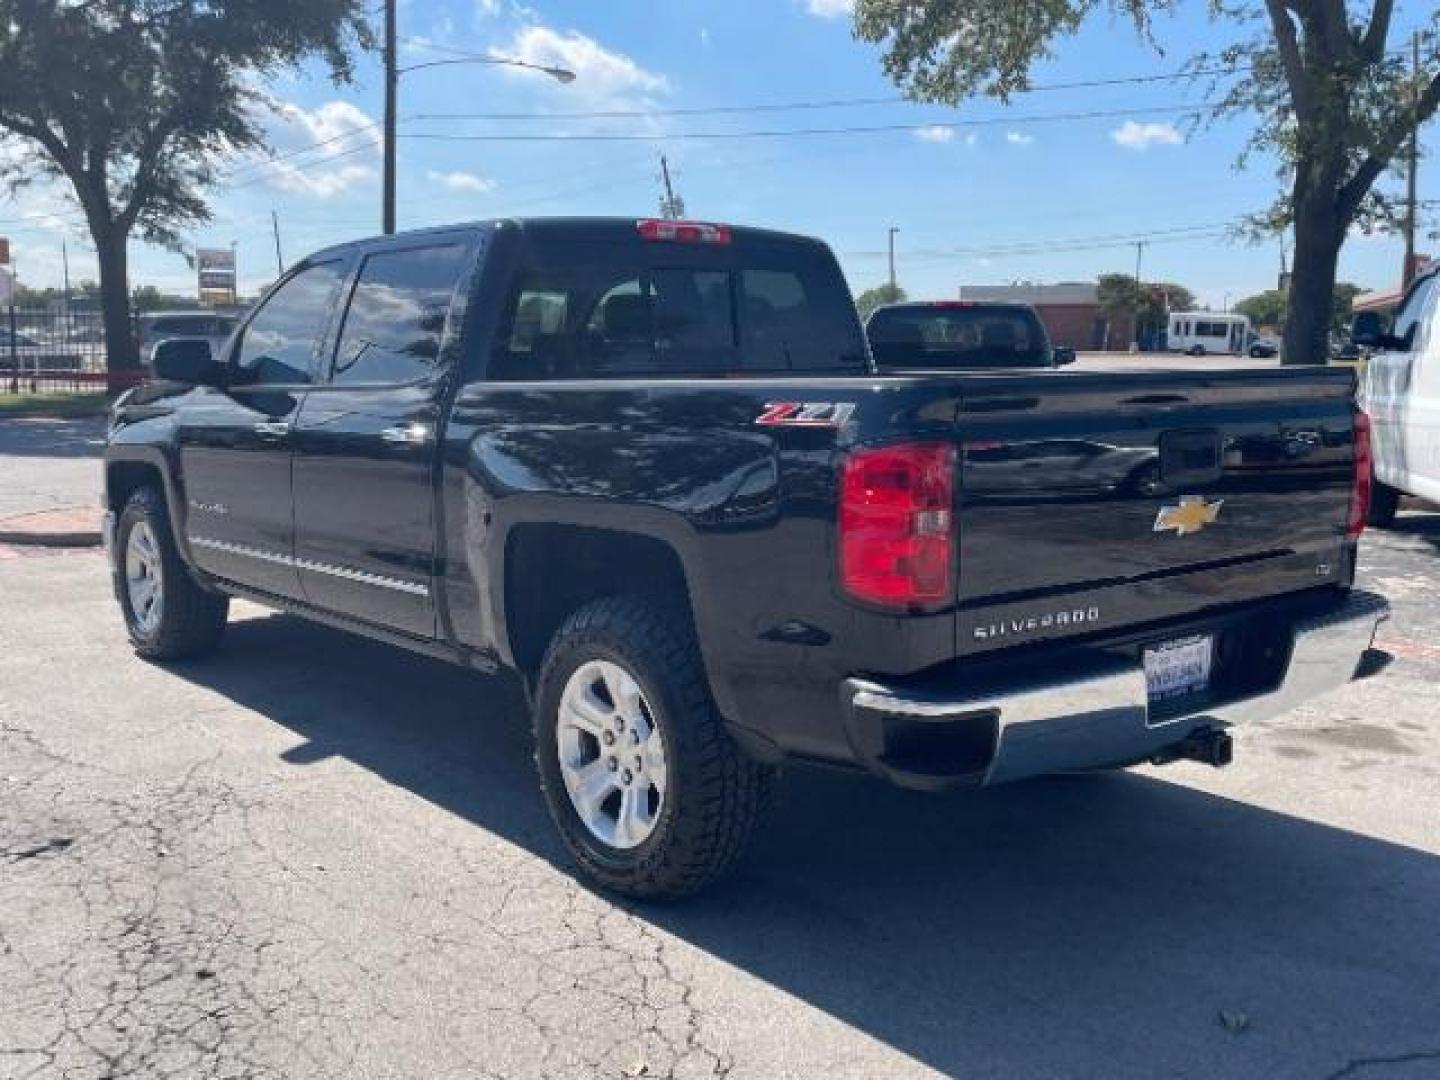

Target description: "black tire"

left=114, top=486, right=229, bottom=660
left=534, top=595, right=771, bottom=900
left=1189, top=345, right=1206, bottom=357
left=1367, top=481, right=1401, bottom=529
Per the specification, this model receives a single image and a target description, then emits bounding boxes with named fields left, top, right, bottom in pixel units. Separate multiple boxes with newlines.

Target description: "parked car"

left=866, top=300, right=1076, bottom=370
left=104, top=217, right=1389, bottom=898
left=0, top=327, right=83, bottom=371
left=1248, top=333, right=1280, bottom=358
left=136, top=311, right=239, bottom=368
left=1354, top=262, right=1440, bottom=525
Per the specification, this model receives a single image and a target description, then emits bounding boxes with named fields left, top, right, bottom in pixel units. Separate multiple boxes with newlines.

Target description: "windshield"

left=868, top=304, right=1051, bottom=369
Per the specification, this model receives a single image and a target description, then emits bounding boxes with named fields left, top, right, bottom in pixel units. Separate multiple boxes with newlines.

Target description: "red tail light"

left=636, top=218, right=732, bottom=245
left=1348, top=410, right=1372, bottom=541
left=840, top=442, right=956, bottom=607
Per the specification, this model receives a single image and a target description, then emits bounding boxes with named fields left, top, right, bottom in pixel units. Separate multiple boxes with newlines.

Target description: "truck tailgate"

left=950, top=368, right=1359, bottom=654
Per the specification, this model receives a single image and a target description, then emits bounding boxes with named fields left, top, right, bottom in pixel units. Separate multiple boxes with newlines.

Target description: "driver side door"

left=177, top=258, right=350, bottom=599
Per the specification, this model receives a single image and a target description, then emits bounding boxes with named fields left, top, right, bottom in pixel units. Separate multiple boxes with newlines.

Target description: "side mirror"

left=151, top=338, right=222, bottom=385
left=1350, top=311, right=1385, bottom=347
left=1350, top=311, right=1411, bottom=351
left=1052, top=346, right=1077, bottom=366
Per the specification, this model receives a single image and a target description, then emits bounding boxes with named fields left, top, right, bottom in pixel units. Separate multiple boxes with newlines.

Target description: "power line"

left=410, top=68, right=1243, bottom=123
left=402, top=102, right=1213, bottom=143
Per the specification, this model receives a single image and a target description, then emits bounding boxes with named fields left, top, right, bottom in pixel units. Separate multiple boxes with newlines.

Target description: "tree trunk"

left=94, top=226, right=138, bottom=395
left=1282, top=190, right=1344, bottom=366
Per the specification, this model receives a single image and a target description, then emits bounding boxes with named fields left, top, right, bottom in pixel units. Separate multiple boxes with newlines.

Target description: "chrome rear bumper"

left=842, top=590, right=1390, bottom=790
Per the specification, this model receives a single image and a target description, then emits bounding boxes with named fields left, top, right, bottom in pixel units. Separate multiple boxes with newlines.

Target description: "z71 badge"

left=755, top=401, right=856, bottom=428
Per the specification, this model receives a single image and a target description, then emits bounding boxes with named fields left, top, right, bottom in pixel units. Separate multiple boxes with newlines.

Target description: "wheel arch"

left=503, top=523, right=694, bottom=689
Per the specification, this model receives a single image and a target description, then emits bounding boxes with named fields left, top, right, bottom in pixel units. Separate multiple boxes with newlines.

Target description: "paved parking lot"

left=2, top=413, right=1438, bottom=1079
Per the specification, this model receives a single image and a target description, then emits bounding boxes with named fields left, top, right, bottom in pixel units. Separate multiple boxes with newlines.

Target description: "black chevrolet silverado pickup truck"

left=105, top=217, right=1390, bottom=898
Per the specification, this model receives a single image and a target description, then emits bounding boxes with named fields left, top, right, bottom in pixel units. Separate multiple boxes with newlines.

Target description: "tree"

left=0, top=1, right=370, bottom=392
left=1235, top=281, right=1365, bottom=332
left=855, top=283, right=908, bottom=318
left=854, top=2, right=1440, bottom=365
left=1235, top=289, right=1290, bottom=328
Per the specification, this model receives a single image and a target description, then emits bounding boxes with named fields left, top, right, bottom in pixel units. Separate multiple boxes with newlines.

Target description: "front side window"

left=233, top=261, right=345, bottom=386
left=1393, top=275, right=1437, bottom=350
left=331, top=244, right=468, bottom=386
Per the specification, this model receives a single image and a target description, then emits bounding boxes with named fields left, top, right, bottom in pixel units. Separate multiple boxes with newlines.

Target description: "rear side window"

left=868, top=305, right=1049, bottom=369
left=490, top=237, right=864, bottom=380
left=331, top=244, right=467, bottom=386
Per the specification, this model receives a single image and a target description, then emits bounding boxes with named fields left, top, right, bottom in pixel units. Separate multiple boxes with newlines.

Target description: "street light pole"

left=380, top=17, right=575, bottom=235
left=383, top=0, right=398, bottom=235
left=888, top=226, right=898, bottom=292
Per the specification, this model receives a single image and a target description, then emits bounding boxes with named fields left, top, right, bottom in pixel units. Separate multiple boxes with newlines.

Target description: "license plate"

left=1144, top=634, right=1214, bottom=702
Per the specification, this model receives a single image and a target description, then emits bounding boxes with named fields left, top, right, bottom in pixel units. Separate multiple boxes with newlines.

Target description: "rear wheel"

left=1189, top=345, right=1207, bottom=357
left=534, top=595, right=771, bottom=899
left=115, top=487, right=228, bottom=659
left=1367, top=481, right=1401, bottom=529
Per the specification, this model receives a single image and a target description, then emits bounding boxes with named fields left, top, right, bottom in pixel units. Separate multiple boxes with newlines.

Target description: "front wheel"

left=115, top=487, right=229, bottom=659
left=534, top=596, right=771, bottom=899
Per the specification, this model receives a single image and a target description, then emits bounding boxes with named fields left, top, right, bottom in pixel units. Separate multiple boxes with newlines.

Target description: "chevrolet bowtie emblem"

left=1154, top=496, right=1224, bottom=536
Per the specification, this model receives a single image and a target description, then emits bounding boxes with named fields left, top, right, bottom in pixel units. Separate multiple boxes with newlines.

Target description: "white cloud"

left=1111, top=120, right=1183, bottom=151
left=964, top=131, right=978, bottom=147
left=494, top=25, right=668, bottom=108
left=1005, top=131, right=1035, bottom=146
left=805, top=0, right=854, bottom=17
left=700, top=26, right=711, bottom=49
left=263, top=101, right=380, bottom=198
left=475, top=0, right=500, bottom=14
left=914, top=125, right=956, bottom=144
left=427, top=169, right=495, bottom=194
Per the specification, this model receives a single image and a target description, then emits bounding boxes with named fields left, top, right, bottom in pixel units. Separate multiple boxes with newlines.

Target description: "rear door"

left=178, top=259, right=348, bottom=598
left=289, top=235, right=474, bottom=637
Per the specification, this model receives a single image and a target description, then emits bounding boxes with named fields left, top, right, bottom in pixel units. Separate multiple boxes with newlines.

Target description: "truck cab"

left=1355, top=264, right=1440, bottom=524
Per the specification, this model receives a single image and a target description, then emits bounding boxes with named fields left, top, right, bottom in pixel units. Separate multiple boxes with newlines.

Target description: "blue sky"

left=2, top=0, right=1435, bottom=307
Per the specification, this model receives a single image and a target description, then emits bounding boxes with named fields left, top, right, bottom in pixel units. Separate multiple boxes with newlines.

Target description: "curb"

left=0, top=508, right=104, bottom=549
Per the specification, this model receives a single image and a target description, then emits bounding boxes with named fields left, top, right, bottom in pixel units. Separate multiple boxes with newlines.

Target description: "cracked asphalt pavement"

left=2, top=420, right=1439, bottom=1078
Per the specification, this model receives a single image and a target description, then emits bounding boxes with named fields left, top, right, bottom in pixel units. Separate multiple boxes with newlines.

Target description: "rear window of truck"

left=868, top=304, right=1050, bottom=369
left=490, top=239, right=866, bottom=380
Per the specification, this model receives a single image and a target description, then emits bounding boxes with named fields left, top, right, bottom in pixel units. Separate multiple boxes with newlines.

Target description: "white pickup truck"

left=1356, top=263, right=1440, bottom=525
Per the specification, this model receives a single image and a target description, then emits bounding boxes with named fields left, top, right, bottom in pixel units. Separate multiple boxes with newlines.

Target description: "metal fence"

left=1, top=307, right=112, bottom=394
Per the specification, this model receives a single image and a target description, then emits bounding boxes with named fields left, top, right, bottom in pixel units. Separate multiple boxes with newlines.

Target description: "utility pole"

left=271, top=211, right=285, bottom=276
left=888, top=227, right=899, bottom=292
left=1403, top=30, right=1421, bottom=288
left=61, top=240, right=71, bottom=348
left=1132, top=240, right=1148, bottom=350
left=382, top=0, right=398, bottom=235
left=658, top=155, right=685, bottom=219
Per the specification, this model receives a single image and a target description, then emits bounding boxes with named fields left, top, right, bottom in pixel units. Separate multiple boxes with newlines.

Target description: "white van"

left=1355, top=264, right=1440, bottom=525
left=1167, top=312, right=1251, bottom=356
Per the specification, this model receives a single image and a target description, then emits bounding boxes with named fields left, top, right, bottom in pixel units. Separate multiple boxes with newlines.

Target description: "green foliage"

left=0, top=0, right=371, bottom=250
left=1097, top=273, right=1195, bottom=325
left=1234, top=290, right=1288, bottom=328
left=853, top=0, right=1440, bottom=363
left=1233, top=282, right=1365, bottom=332
left=855, top=283, right=908, bottom=319
left=0, top=0, right=371, bottom=372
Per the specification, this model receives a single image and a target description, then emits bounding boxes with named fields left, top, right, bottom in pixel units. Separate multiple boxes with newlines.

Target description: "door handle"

left=380, top=423, right=432, bottom=446
left=253, top=420, right=291, bottom=439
